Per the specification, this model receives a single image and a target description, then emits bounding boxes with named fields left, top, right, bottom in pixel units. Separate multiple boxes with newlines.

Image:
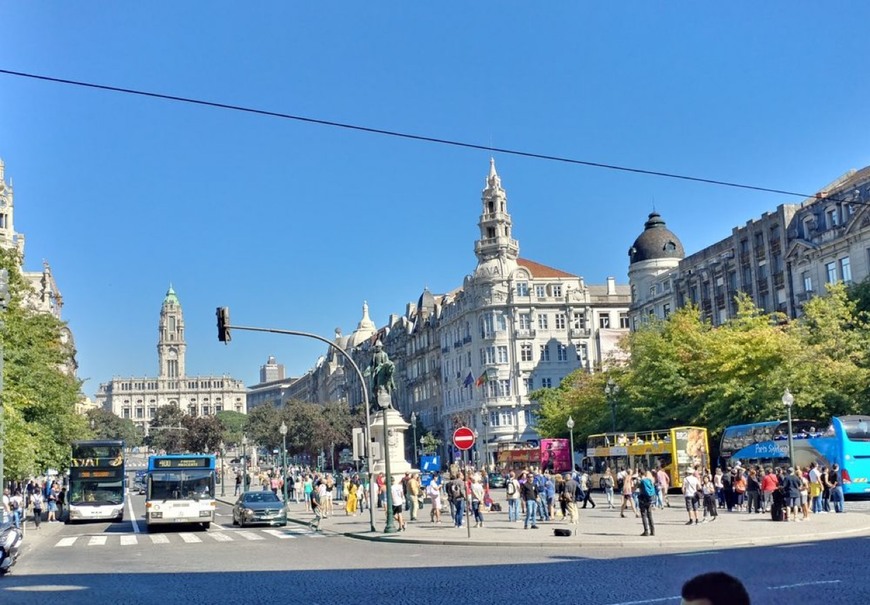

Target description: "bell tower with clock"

left=158, top=285, right=186, bottom=379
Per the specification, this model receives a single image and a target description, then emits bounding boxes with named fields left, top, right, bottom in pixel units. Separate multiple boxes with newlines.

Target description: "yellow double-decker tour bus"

left=581, top=427, right=710, bottom=490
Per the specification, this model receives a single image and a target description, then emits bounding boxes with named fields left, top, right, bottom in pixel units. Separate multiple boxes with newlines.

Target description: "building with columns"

left=96, top=286, right=247, bottom=428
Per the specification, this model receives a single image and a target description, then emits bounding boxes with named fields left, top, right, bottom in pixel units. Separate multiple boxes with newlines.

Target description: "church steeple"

left=158, top=285, right=186, bottom=379
left=475, top=158, right=519, bottom=264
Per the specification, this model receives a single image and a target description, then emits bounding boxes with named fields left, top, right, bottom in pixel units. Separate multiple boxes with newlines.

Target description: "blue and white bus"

left=145, top=454, right=216, bottom=529
left=719, top=415, right=870, bottom=495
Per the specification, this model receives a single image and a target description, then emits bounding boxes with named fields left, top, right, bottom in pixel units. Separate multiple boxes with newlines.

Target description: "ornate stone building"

left=628, top=166, right=870, bottom=328
left=96, top=286, right=247, bottom=428
left=0, top=157, right=75, bottom=375
left=294, top=160, right=632, bottom=464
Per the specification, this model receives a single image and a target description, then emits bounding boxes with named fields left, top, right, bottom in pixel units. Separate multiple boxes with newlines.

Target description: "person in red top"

left=760, top=467, right=779, bottom=513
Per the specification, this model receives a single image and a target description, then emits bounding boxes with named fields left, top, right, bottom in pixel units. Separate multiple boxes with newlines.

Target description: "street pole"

left=567, top=416, right=575, bottom=473
left=214, top=319, right=376, bottom=532
left=411, top=411, right=417, bottom=467
left=219, top=441, right=225, bottom=497
left=782, top=389, right=795, bottom=467
left=242, top=436, right=248, bottom=492
left=481, top=403, right=489, bottom=472
left=280, top=421, right=288, bottom=505
left=381, top=395, right=397, bottom=534
left=605, top=378, right=619, bottom=434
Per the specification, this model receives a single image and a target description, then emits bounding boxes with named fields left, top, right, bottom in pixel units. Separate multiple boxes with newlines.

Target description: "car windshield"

left=244, top=492, right=280, bottom=503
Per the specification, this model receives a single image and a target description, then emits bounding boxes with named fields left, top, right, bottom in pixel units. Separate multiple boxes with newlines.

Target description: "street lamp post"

left=605, top=378, right=619, bottom=433
left=410, top=412, right=418, bottom=467
left=279, top=421, right=288, bottom=505
left=567, top=416, right=575, bottom=473
left=480, top=403, right=489, bottom=472
left=379, top=394, right=398, bottom=534
left=782, top=388, right=795, bottom=468
left=219, top=441, right=225, bottom=497
left=241, top=435, right=248, bottom=493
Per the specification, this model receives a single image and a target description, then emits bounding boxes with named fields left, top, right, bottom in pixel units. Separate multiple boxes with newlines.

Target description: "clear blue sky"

left=2, top=3, right=869, bottom=397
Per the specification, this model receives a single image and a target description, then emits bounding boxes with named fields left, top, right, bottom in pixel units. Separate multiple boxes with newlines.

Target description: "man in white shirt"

left=682, top=470, right=701, bottom=525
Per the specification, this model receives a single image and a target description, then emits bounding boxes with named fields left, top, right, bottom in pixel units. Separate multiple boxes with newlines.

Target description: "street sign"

left=453, top=427, right=476, bottom=451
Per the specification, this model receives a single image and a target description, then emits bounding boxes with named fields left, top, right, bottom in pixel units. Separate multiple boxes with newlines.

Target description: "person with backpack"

left=638, top=470, right=656, bottom=536
left=30, top=487, right=44, bottom=529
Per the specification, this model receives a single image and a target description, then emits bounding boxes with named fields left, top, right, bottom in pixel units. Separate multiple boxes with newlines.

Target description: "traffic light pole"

left=214, top=314, right=377, bottom=533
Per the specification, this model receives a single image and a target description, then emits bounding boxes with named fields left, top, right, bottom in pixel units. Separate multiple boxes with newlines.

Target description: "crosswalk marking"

left=56, top=537, right=78, bottom=547
left=179, top=533, right=201, bottom=543
left=209, top=532, right=234, bottom=542
left=52, top=527, right=323, bottom=548
left=262, top=529, right=296, bottom=539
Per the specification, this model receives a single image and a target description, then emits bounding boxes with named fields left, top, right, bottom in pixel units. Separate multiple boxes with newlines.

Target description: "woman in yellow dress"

left=345, top=481, right=358, bottom=516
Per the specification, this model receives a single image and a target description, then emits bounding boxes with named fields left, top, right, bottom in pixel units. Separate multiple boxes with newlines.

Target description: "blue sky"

left=2, top=3, right=869, bottom=397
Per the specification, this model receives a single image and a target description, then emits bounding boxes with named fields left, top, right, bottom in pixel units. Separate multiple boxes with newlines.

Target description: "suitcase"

left=554, top=528, right=572, bottom=537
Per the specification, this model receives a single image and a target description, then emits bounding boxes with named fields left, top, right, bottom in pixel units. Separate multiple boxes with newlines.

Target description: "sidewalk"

left=217, top=492, right=870, bottom=549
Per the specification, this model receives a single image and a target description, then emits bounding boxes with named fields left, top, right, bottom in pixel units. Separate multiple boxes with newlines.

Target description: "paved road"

left=3, top=489, right=868, bottom=604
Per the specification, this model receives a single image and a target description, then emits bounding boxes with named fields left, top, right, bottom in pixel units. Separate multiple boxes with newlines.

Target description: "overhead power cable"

left=0, top=68, right=859, bottom=204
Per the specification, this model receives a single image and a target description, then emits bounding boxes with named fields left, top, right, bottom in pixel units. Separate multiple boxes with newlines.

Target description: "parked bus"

left=581, top=427, right=710, bottom=490
left=719, top=415, right=870, bottom=495
left=496, top=439, right=572, bottom=474
left=67, top=440, right=126, bottom=523
left=145, top=454, right=216, bottom=529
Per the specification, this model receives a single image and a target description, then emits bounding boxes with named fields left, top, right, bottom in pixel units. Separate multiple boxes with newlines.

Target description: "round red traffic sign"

left=453, top=426, right=476, bottom=451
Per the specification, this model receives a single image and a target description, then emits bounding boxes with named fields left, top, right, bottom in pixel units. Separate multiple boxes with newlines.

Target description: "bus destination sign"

left=155, top=457, right=210, bottom=469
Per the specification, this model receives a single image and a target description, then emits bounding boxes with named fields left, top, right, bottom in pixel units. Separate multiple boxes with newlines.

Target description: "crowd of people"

left=1, top=478, right=65, bottom=529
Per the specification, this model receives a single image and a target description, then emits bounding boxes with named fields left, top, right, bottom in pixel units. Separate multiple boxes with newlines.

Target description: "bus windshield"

left=149, top=469, right=214, bottom=500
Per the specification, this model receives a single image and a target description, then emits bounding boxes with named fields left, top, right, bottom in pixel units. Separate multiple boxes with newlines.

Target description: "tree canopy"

left=535, top=284, right=870, bottom=454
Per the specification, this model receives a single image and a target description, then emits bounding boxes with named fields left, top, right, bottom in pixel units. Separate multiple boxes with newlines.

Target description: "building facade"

left=294, top=160, right=632, bottom=463
left=96, top=286, right=247, bottom=428
left=628, top=166, right=870, bottom=328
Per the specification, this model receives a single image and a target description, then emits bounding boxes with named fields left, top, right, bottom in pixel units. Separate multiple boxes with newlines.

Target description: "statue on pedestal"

left=364, top=341, right=395, bottom=411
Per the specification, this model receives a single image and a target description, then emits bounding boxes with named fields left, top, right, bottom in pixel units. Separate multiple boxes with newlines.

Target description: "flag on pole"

left=476, top=373, right=489, bottom=387
left=463, top=372, right=475, bottom=387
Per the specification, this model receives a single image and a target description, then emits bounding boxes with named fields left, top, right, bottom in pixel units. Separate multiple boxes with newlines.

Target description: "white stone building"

left=96, top=286, right=247, bottom=428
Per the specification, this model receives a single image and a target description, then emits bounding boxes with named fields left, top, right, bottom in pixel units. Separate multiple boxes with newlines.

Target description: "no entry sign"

left=453, top=427, right=476, bottom=451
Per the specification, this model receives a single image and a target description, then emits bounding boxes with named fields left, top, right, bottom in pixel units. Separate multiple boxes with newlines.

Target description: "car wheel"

left=201, top=522, right=210, bottom=530
left=279, top=522, right=287, bottom=527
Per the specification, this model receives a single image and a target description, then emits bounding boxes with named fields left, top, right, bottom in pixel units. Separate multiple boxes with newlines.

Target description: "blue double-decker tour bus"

left=145, top=454, right=216, bottom=529
left=719, top=415, right=870, bottom=495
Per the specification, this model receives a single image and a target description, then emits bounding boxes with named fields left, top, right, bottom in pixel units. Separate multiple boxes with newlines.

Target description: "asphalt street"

left=2, top=489, right=869, bottom=604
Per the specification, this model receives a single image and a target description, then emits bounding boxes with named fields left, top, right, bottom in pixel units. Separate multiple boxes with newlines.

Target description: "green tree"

left=183, top=415, right=223, bottom=454
left=1, top=249, right=84, bottom=479
left=215, top=410, right=246, bottom=447
left=148, top=404, right=187, bottom=453
left=86, top=408, right=142, bottom=446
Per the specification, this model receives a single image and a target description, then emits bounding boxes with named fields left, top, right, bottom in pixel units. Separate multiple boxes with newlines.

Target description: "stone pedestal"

left=370, top=407, right=412, bottom=478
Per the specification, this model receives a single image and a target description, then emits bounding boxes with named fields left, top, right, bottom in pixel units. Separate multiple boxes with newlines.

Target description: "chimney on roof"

left=606, top=276, right=616, bottom=295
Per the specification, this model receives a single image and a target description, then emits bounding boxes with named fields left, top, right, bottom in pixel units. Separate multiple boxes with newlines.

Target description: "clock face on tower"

left=167, top=348, right=177, bottom=360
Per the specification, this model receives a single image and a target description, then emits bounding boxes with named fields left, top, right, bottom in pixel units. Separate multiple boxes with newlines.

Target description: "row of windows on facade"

left=117, top=380, right=231, bottom=391
left=120, top=396, right=243, bottom=405
left=515, top=282, right=564, bottom=298
left=442, top=376, right=556, bottom=407
left=121, top=404, right=245, bottom=419
left=442, top=311, right=629, bottom=349
left=804, top=256, right=855, bottom=292
left=439, top=342, right=587, bottom=385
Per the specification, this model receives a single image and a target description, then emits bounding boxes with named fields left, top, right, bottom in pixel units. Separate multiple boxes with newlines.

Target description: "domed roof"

left=163, top=284, right=180, bottom=306
left=349, top=301, right=377, bottom=347
left=628, top=212, right=685, bottom=263
left=417, top=288, right=436, bottom=314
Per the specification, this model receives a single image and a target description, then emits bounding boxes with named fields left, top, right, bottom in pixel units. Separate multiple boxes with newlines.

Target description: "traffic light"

left=216, top=306, right=231, bottom=343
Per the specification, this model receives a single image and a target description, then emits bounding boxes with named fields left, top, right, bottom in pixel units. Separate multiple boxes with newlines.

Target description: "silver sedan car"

left=232, top=491, right=287, bottom=527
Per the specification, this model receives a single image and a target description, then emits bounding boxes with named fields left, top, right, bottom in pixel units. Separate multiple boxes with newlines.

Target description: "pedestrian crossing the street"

left=53, top=526, right=323, bottom=548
